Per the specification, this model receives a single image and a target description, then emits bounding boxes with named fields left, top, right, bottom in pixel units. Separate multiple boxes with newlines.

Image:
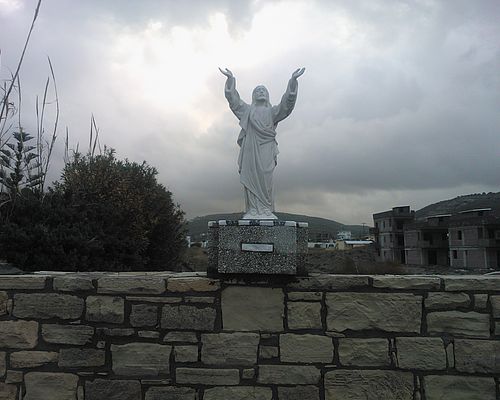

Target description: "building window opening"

left=478, top=228, right=483, bottom=239
left=457, top=230, right=463, bottom=240
left=453, top=250, right=458, bottom=259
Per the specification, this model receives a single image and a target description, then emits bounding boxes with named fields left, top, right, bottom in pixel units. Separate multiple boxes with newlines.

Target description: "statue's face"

left=252, top=85, right=269, bottom=103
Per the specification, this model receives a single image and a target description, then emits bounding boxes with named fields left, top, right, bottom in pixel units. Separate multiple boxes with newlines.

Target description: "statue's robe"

left=224, top=77, right=298, bottom=218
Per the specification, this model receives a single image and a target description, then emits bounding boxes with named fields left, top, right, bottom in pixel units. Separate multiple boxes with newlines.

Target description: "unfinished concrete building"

left=448, top=209, right=500, bottom=270
left=404, top=215, right=451, bottom=266
left=372, top=206, right=415, bottom=263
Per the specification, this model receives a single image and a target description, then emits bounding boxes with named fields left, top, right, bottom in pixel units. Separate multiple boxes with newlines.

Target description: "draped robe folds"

left=224, top=77, right=298, bottom=219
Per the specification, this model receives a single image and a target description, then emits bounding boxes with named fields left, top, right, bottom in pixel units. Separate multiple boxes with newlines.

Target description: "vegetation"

left=0, top=149, right=186, bottom=271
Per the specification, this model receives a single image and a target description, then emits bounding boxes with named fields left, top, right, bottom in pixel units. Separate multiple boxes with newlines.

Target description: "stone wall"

left=0, top=272, right=500, bottom=399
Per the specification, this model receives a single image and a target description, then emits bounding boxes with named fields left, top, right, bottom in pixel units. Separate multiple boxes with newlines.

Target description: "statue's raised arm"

left=290, top=67, right=305, bottom=91
left=273, top=67, right=305, bottom=124
left=219, top=67, right=248, bottom=120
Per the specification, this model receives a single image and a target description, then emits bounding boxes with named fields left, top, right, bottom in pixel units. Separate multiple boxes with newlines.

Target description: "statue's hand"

left=291, top=67, right=305, bottom=80
left=219, top=67, right=234, bottom=79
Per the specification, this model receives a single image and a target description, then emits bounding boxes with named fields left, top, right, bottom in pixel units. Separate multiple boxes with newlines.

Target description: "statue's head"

left=252, top=85, right=270, bottom=105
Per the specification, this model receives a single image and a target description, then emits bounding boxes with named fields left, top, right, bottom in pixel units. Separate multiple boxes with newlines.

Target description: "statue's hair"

left=252, top=85, right=270, bottom=107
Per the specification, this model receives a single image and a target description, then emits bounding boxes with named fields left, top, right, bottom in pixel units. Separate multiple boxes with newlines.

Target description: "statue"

left=219, top=67, right=305, bottom=219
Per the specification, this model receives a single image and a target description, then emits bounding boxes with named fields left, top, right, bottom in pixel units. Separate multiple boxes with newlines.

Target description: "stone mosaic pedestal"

left=207, top=220, right=308, bottom=275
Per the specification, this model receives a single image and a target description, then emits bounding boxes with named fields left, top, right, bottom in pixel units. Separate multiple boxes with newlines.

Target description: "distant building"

left=336, top=240, right=373, bottom=251
left=313, top=232, right=331, bottom=242
left=336, top=231, right=352, bottom=240
left=372, top=206, right=415, bottom=263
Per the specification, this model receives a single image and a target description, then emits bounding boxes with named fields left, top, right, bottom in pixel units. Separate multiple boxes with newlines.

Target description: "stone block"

left=324, top=370, right=413, bottom=400
left=167, top=277, right=220, bottom=292
left=0, top=276, right=46, bottom=290
left=174, top=346, right=198, bottom=362
left=425, top=292, right=470, bottom=310
left=201, top=333, right=259, bottom=366
left=58, top=348, right=105, bottom=368
left=455, top=339, right=500, bottom=373
left=446, top=342, right=454, bottom=368
left=184, top=296, right=215, bottom=303
left=257, top=365, right=320, bottom=385
left=130, top=304, right=158, bottom=327
left=0, top=292, right=7, bottom=315
left=490, top=295, right=500, bottom=317
left=86, top=296, right=124, bottom=323
left=396, top=337, right=446, bottom=370
left=372, top=275, right=441, bottom=290
left=4, top=371, right=22, bottom=383
left=97, top=276, right=165, bottom=294
left=278, top=386, right=320, bottom=400
left=424, top=375, right=495, bottom=400
left=42, top=324, right=94, bottom=345
left=0, top=383, right=17, bottom=400
left=474, top=294, right=488, bottom=310
left=138, top=330, right=159, bottom=339
left=163, top=331, right=198, bottom=343
left=287, top=301, right=322, bottom=330
left=176, top=368, right=239, bottom=385
left=338, top=338, right=390, bottom=367
left=53, top=276, right=94, bottom=291
left=24, top=372, right=78, bottom=400
left=85, top=379, right=141, bottom=400
left=0, top=320, right=38, bottom=349
left=145, top=387, right=196, bottom=400
left=111, top=343, right=171, bottom=376
left=0, top=352, right=5, bottom=377
left=287, top=291, right=322, bottom=301
left=326, top=293, right=422, bottom=333
left=222, top=286, right=284, bottom=332
left=280, top=334, right=333, bottom=363
left=13, top=293, right=83, bottom=319
left=98, top=328, right=134, bottom=336
left=242, top=368, right=255, bottom=379
left=10, top=351, right=58, bottom=368
left=427, top=311, right=490, bottom=338
left=126, top=296, right=181, bottom=303
left=444, top=276, right=500, bottom=291
left=289, top=275, right=369, bottom=290
left=259, top=345, right=278, bottom=359
left=203, top=386, right=272, bottom=400
left=161, top=305, right=216, bottom=331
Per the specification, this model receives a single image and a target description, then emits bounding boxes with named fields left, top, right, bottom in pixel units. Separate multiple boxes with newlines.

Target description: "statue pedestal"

left=207, top=220, right=308, bottom=275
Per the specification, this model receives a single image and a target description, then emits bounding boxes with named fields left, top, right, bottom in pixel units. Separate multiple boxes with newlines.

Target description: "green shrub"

left=0, top=149, right=186, bottom=271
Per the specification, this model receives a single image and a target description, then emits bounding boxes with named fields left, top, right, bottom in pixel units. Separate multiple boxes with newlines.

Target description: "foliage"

left=0, top=149, right=186, bottom=271
left=0, top=129, right=44, bottom=201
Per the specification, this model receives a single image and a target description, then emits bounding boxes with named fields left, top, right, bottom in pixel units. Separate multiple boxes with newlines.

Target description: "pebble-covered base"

left=207, top=220, right=309, bottom=275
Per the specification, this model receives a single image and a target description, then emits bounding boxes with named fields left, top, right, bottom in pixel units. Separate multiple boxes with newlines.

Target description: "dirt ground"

left=180, top=245, right=471, bottom=274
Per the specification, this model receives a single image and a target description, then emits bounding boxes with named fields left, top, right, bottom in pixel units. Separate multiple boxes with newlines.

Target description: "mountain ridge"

left=187, top=212, right=368, bottom=241
left=416, top=192, right=500, bottom=220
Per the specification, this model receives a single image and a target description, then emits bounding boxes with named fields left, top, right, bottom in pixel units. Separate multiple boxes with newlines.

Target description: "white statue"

left=219, top=67, right=305, bottom=220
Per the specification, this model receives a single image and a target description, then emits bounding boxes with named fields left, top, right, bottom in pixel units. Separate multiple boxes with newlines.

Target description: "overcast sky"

left=1, top=0, right=499, bottom=225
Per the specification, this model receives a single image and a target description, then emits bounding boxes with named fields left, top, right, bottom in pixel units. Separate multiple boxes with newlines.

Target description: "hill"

left=187, top=212, right=369, bottom=241
left=416, top=192, right=500, bottom=220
